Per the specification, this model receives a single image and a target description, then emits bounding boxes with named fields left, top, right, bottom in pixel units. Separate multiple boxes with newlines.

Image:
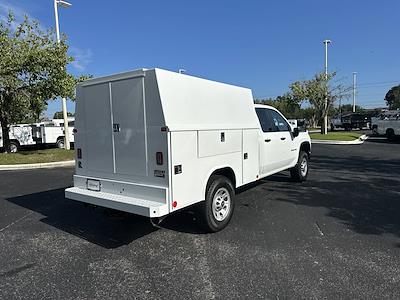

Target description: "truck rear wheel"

left=386, top=129, right=395, bottom=141
left=56, top=138, right=65, bottom=149
left=290, top=151, right=309, bottom=182
left=200, top=175, right=235, bottom=232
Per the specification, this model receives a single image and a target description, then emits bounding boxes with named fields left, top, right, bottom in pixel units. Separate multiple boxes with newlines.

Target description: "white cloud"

left=0, top=1, right=44, bottom=32
left=69, top=46, right=93, bottom=71
left=1, top=1, right=93, bottom=72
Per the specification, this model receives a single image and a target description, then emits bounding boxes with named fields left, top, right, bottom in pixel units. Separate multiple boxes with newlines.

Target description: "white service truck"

left=35, top=118, right=75, bottom=149
left=371, top=110, right=400, bottom=140
left=0, top=124, right=37, bottom=152
left=65, top=68, right=311, bottom=232
left=0, top=119, right=75, bottom=152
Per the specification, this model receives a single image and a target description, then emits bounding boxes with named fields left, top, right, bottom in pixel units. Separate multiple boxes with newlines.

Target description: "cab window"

left=255, top=108, right=277, bottom=132
left=268, top=110, right=291, bottom=132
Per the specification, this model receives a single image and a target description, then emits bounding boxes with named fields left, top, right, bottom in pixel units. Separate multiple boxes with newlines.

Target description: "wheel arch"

left=204, top=166, right=237, bottom=199
left=299, top=141, right=311, bottom=158
left=9, top=139, right=20, bottom=146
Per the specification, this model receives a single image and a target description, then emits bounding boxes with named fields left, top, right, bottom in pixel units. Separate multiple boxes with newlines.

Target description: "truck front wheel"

left=9, top=141, right=19, bottom=153
left=200, top=175, right=235, bottom=232
left=290, top=151, right=309, bottom=182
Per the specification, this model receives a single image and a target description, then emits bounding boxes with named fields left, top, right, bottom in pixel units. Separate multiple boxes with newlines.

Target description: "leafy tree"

left=384, top=85, right=400, bottom=110
left=334, top=104, right=365, bottom=115
left=255, top=93, right=302, bottom=119
left=53, top=111, right=74, bottom=119
left=289, top=72, right=350, bottom=134
left=0, top=12, right=88, bottom=152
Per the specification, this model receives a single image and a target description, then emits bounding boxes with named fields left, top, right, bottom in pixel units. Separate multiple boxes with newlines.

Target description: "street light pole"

left=53, top=0, right=72, bottom=150
left=323, top=39, right=332, bottom=134
left=352, top=72, right=357, bottom=113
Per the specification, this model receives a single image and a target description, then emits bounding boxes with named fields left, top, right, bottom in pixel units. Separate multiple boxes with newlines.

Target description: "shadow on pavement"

left=6, top=188, right=206, bottom=249
left=365, top=137, right=400, bottom=144
left=266, top=158, right=400, bottom=242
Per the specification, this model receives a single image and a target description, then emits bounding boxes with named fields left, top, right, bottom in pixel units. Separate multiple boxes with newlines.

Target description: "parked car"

left=65, top=68, right=311, bottom=232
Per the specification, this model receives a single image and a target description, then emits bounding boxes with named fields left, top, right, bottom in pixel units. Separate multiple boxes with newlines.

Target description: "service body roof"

left=78, top=68, right=260, bottom=132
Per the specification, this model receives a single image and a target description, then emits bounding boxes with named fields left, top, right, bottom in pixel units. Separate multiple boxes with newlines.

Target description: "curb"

left=0, top=160, right=75, bottom=171
left=312, top=134, right=368, bottom=145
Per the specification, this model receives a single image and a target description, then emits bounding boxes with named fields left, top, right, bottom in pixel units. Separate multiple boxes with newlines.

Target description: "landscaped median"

left=0, top=149, right=75, bottom=170
left=310, top=131, right=367, bottom=144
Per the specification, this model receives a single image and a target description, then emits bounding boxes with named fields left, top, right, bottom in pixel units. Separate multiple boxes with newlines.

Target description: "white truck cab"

left=65, top=68, right=311, bottom=232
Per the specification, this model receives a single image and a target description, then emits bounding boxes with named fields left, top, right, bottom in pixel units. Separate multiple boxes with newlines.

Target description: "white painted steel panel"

left=198, top=130, right=241, bottom=158
left=170, top=131, right=243, bottom=212
left=82, top=83, right=114, bottom=173
left=242, top=129, right=260, bottom=184
left=155, top=69, right=260, bottom=131
left=111, top=78, right=147, bottom=176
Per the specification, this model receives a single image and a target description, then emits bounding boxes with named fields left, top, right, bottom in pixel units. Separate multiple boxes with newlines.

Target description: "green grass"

left=0, top=148, right=74, bottom=165
left=310, top=131, right=362, bottom=141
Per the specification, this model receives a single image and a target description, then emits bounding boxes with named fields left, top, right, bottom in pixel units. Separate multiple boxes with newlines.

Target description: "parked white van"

left=65, top=68, right=311, bottom=232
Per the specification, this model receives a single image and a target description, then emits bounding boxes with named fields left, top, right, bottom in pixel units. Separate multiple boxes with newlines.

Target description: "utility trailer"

left=66, top=68, right=311, bottom=232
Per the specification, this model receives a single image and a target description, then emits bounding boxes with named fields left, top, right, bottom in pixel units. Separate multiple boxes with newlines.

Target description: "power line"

left=357, top=80, right=399, bottom=87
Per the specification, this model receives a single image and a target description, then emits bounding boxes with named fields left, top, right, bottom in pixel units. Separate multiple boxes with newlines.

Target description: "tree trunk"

left=0, top=120, right=11, bottom=153
left=320, top=121, right=327, bottom=134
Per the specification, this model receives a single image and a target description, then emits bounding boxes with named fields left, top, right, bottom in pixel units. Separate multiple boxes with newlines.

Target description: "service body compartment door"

left=242, top=129, right=260, bottom=184
left=111, top=77, right=147, bottom=176
left=82, top=83, right=114, bottom=173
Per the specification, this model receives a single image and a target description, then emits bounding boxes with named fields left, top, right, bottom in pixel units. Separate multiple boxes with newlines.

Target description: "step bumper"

left=65, top=187, right=169, bottom=218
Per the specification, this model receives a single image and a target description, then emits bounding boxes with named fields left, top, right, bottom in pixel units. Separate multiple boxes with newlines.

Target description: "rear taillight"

left=156, top=152, right=163, bottom=165
left=77, top=148, right=82, bottom=159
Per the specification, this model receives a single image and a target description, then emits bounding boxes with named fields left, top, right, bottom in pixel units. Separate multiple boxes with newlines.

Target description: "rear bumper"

left=65, top=187, right=169, bottom=218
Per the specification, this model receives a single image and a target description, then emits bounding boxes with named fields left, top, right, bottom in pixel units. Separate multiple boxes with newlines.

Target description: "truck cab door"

left=255, top=108, right=297, bottom=177
left=268, top=109, right=297, bottom=168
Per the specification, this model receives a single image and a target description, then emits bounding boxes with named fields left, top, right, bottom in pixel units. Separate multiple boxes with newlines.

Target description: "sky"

left=1, top=0, right=399, bottom=117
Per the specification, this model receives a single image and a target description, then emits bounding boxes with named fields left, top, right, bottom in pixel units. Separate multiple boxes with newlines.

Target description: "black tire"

left=290, top=151, right=309, bottom=182
left=56, top=138, right=65, bottom=149
left=200, top=175, right=235, bottom=232
left=386, top=129, right=395, bottom=141
left=9, top=141, right=19, bottom=153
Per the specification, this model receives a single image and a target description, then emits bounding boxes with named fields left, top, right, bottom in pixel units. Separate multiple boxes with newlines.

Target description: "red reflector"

left=77, top=148, right=82, bottom=159
left=156, top=152, right=163, bottom=165
left=172, top=201, right=177, bottom=208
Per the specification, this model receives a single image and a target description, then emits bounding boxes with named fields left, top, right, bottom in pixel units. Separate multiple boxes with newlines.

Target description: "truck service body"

left=65, top=68, right=311, bottom=231
left=0, top=119, right=74, bottom=152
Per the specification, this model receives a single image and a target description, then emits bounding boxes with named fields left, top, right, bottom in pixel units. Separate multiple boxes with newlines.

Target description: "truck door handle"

left=280, top=137, right=286, bottom=140
left=265, top=139, right=271, bottom=142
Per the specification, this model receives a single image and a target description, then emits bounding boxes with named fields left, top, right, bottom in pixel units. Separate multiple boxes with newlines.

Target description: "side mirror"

left=293, top=127, right=299, bottom=137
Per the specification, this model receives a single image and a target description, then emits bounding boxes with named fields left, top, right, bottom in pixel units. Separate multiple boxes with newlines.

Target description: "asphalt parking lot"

left=1, top=138, right=399, bottom=299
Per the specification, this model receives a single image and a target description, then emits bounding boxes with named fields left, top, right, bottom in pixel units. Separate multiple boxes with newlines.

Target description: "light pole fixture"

left=323, top=39, right=332, bottom=134
left=353, top=72, right=357, bottom=113
left=53, top=0, right=72, bottom=150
